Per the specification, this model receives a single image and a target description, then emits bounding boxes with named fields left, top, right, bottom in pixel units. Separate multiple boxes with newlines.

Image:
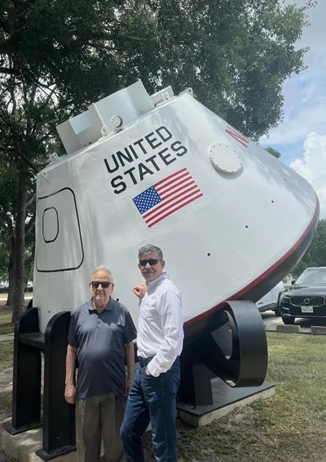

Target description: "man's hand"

left=145, top=369, right=151, bottom=376
left=125, top=375, right=134, bottom=398
left=64, top=384, right=76, bottom=404
left=133, top=284, right=147, bottom=299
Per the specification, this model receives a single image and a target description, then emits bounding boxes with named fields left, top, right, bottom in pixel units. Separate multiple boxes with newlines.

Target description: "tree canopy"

left=1, top=0, right=312, bottom=138
left=293, top=219, right=326, bottom=278
left=0, top=0, right=315, bottom=319
left=265, top=146, right=281, bottom=159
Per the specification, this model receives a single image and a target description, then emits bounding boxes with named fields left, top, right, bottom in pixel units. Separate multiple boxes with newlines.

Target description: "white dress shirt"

left=137, top=272, right=184, bottom=377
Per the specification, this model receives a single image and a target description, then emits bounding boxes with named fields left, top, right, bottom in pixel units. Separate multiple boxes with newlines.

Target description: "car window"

left=296, top=268, right=326, bottom=284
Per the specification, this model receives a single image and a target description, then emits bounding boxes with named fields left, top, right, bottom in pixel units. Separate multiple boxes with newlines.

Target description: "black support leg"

left=178, top=300, right=268, bottom=406
left=36, top=311, right=76, bottom=460
left=7, top=308, right=42, bottom=434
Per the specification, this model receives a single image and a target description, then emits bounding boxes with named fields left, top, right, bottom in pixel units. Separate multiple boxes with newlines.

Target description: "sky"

left=260, top=0, right=326, bottom=218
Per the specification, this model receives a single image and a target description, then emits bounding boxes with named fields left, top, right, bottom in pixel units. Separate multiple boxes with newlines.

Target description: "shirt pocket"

left=139, top=296, right=157, bottom=322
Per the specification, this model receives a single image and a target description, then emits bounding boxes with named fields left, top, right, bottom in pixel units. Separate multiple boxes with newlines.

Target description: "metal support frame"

left=6, top=308, right=76, bottom=460
left=6, top=299, right=267, bottom=455
left=178, top=300, right=268, bottom=406
left=9, top=308, right=42, bottom=432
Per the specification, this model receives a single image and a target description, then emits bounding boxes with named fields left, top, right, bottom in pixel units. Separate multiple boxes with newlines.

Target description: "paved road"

left=261, top=310, right=326, bottom=333
left=261, top=311, right=281, bottom=329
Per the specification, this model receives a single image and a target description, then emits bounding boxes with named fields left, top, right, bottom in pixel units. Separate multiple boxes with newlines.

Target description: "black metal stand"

left=178, top=300, right=268, bottom=406
left=6, top=308, right=76, bottom=460
left=5, top=299, right=268, bottom=454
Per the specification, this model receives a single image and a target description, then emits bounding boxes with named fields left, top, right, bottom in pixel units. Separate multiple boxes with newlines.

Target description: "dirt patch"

left=0, top=308, right=12, bottom=315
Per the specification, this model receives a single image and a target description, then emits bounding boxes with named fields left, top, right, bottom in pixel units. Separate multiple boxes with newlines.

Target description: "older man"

left=65, top=267, right=137, bottom=462
left=120, top=244, right=184, bottom=462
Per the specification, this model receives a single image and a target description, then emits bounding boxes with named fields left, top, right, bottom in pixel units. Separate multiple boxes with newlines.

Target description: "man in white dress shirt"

left=120, top=244, right=184, bottom=462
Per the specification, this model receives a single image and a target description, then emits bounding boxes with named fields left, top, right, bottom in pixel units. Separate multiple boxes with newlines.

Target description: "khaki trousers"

left=76, top=393, right=125, bottom=462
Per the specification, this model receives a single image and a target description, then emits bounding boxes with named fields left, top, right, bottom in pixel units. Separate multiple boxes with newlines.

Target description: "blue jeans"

left=120, top=358, right=180, bottom=462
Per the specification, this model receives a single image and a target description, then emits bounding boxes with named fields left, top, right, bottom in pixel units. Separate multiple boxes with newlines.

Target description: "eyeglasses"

left=139, top=259, right=160, bottom=267
left=90, top=281, right=111, bottom=289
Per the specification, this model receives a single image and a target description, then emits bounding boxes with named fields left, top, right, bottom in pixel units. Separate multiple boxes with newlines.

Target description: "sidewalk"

left=0, top=334, right=13, bottom=342
left=0, top=296, right=32, bottom=301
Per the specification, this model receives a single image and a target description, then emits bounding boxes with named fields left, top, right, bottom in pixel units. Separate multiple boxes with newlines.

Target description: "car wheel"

left=274, top=293, right=283, bottom=317
left=282, top=316, right=295, bottom=325
left=274, top=305, right=281, bottom=317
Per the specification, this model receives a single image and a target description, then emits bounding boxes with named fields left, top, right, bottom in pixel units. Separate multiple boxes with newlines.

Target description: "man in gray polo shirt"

left=65, top=267, right=137, bottom=462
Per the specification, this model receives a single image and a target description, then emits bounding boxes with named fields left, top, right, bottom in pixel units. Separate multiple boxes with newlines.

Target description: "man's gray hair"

left=92, top=266, right=113, bottom=280
left=138, top=244, right=163, bottom=261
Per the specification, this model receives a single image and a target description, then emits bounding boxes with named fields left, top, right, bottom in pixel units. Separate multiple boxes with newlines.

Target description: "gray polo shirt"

left=68, top=298, right=136, bottom=399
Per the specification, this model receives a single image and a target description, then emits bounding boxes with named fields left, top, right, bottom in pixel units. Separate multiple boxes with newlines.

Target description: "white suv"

left=256, top=281, right=285, bottom=315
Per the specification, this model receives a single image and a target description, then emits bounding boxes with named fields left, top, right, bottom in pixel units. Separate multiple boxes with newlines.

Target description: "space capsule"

left=33, top=80, right=319, bottom=342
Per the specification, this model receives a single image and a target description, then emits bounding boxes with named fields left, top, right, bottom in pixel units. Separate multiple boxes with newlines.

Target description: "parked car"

left=279, top=266, right=326, bottom=324
left=256, top=281, right=285, bottom=315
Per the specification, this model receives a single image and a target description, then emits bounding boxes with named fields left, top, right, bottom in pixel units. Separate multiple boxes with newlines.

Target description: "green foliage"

left=0, top=243, right=9, bottom=280
left=0, top=0, right=315, bottom=302
left=265, top=146, right=281, bottom=159
left=0, top=341, right=13, bottom=369
left=0, top=0, right=312, bottom=138
left=0, top=152, right=35, bottom=285
left=293, top=219, right=326, bottom=277
left=0, top=159, right=17, bottom=280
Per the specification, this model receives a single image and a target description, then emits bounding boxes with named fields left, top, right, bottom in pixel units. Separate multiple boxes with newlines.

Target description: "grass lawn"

left=0, top=341, right=13, bottom=369
left=142, top=332, right=326, bottom=461
left=0, top=293, right=32, bottom=334
left=0, top=308, right=13, bottom=335
left=0, top=325, right=325, bottom=460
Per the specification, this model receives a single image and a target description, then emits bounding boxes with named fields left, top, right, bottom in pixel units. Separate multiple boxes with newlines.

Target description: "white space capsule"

left=33, top=81, right=319, bottom=340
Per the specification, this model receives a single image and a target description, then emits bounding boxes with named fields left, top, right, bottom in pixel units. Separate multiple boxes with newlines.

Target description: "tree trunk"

left=6, top=236, right=15, bottom=307
left=11, top=174, right=27, bottom=323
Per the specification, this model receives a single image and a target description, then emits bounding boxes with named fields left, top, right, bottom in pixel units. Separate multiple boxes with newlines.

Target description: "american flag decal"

left=133, top=168, right=203, bottom=228
left=225, top=125, right=249, bottom=148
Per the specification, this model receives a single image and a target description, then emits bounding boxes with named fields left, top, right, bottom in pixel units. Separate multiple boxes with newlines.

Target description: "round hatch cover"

left=209, top=143, right=243, bottom=174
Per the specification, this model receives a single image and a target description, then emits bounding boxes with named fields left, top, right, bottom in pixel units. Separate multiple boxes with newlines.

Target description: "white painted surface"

left=256, top=281, right=285, bottom=313
left=33, top=83, right=318, bottom=333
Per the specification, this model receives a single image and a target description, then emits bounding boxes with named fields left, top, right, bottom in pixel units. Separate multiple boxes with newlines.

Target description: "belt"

left=138, top=356, right=154, bottom=367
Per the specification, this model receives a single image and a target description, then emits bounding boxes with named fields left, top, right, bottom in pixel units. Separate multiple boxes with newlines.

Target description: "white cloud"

left=290, top=132, right=326, bottom=218
left=261, top=1, right=326, bottom=164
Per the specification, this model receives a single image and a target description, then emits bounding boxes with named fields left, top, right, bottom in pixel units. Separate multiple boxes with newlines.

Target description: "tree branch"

left=0, top=66, right=19, bottom=76
left=30, top=85, right=58, bottom=136
left=0, top=19, right=10, bottom=34
left=16, top=151, right=40, bottom=173
left=4, top=148, right=41, bottom=174
left=26, top=194, right=36, bottom=209
left=25, top=249, right=35, bottom=267
left=10, top=78, right=17, bottom=115
left=38, top=130, right=52, bottom=142
left=0, top=145, right=14, bottom=153
left=25, top=216, right=35, bottom=236
left=0, top=37, right=18, bottom=56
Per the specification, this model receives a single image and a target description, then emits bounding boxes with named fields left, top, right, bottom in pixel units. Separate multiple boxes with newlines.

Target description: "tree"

left=0, top=0, right=314, bottom=320
left=265, top=147, right=281, bottom=159
left=0, top=0, right=312, bottom=138
left=0, top=77, right=60, bottom=320
left=293, top=219, right=326, bottom=277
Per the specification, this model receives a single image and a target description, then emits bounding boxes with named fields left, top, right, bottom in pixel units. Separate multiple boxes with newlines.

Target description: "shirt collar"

left=88, top=297, right=113, bottom=312
left=146, top=272, right=170, bottom=290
